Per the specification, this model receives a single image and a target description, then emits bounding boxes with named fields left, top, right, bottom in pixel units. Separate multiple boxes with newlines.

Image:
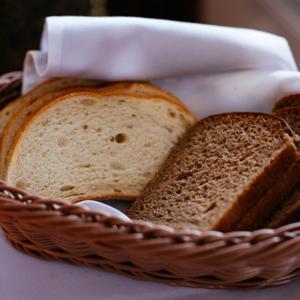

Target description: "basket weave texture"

left=1, top=73, right=300, bottom=289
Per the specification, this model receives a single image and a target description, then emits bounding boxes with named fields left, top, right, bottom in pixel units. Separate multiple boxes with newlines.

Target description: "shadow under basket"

left=2, top=73, right=300, bottom=289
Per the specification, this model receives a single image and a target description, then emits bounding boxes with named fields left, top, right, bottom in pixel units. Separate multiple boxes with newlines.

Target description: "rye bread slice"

left=272, top=94, right=300, bottom=112
left=236, top=157, right=300, bottom=230
left=128, top=113, right=300, bottom=231
left=268, top=184, right=300, bottom=228
left=267, top=108, right=300, bottom=227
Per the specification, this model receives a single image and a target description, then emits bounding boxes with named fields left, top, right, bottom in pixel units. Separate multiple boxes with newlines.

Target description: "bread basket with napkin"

left=1, top=16, right=300, bottom=289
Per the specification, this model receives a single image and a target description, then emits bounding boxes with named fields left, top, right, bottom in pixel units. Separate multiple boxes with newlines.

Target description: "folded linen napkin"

left=23, top=16, right=300, bottom=118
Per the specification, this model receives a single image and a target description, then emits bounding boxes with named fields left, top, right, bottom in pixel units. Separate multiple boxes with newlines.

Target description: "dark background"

left=0, top=0, right=299, bottom=74
left=0, top=0, right=198, bottom=74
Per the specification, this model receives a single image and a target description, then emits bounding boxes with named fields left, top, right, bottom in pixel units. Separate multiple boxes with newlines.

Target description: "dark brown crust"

left=236, top=156, right=300, bottom=230
left=272, top=94, right=300, bottom=112
left=268, top=107, right=300, bottom=227
left=0, top=71, right=22, bottom=110
left=268, top=186, right=300, bottom=227
left=70, top=193, right=136, bottom=203
left=273, top=107, right=300, bottom=121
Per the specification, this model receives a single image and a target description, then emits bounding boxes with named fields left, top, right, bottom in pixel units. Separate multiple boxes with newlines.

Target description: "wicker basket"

left=1, top=73, right=300, bottom=289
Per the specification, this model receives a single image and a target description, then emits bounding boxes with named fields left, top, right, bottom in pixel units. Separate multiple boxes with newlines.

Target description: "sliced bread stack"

left=0, top=77, right=104, bottom=136
left=267, top=95, right=300, bottom=227
left=5, top=84, right=195, bottom=202
left=128, top=113, right=300, bottom=231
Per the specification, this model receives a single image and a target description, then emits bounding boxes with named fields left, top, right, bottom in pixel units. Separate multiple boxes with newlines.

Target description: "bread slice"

left=6, top=92, right=195, bottom=202
left=272, top=94, right=300, bottom=112
left=0, top=71, right=22, bottom=110
left=0, top=88, right=101, bottom=179
left=268, top=185, right=300, bottom=227
left=0, top=82, right=189, bottom=179
left=128, top=113, right=300, bottom=231
left=0, top=77, right=103, bottom=137
left=267, top=108, right=300, bottom=227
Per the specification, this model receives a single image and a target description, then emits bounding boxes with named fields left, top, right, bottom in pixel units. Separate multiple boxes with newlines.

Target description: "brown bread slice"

left=267, top=108, right=300, bottom=227
left=128, top=113, right=300, bottom=231
left=236, top=157, right=300, bottom=230
left=0, top=71, right=22, bottom=109
left=268, top=185, right=300, bottom=227
left=272, top=94, right=300, bottom=112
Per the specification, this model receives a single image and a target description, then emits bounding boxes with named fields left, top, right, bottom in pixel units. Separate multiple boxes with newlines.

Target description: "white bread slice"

left=0, top=82, right=189, bottom=178
left=6, top=92, right=195, bottom=202
left=0, top=77, right=103, bottom=136
left=0, top=87, right=102, bottom=179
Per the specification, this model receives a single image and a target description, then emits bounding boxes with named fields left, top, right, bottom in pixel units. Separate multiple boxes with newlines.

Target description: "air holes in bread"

left=110, top=133, right=127, bottom=143
left=42, top=120, right=49, bottom=127
left=168, top=110, right=176, bottom=118
left=115, top=133, right=127, bottom=143
left=16, top=180, right=28, bottom=190
left=82, top=125, right=88, bottom=130
left=60, top=185, right=75, bottom=192
left=203, top=202, right=217, bottom=213
left=80, top=163, right=92, bottom=168
left=80, top=98, right=96, bottom=106
left=165, top=126, right=173, bottom=133
left=110, top=161, right=126, bottom=170
left=58, top=137, right=68, bottom=147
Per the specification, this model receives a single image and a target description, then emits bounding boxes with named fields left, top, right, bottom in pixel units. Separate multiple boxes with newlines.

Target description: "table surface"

left=0, top=231, right=299, bottom=300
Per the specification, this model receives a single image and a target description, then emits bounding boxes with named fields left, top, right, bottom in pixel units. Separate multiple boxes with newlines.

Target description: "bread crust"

left=267, top=106, right=300, bottom=228
left=268, top=185, right=300, bottom=228
left=71, top=194, right=136, bottom=203
left=228, top=151, right=300, bottom=230
left=272, top=94, right=300, bottom=112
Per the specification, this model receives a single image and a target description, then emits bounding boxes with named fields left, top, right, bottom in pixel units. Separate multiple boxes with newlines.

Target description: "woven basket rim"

left=1, top=180, right=300, bottom=242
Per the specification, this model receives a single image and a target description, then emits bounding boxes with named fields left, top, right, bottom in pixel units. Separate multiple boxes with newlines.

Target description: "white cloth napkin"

left=23, top=16, right=300, bottom=118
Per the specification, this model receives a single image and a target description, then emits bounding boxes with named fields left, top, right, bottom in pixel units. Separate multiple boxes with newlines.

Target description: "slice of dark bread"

left=267, top=108, right=300, bottom=227
left=272, top=94, right=300, bottom=112
left=268, top=185, right=300, bottom=227
left=128, top=113, right=300, bottom=231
